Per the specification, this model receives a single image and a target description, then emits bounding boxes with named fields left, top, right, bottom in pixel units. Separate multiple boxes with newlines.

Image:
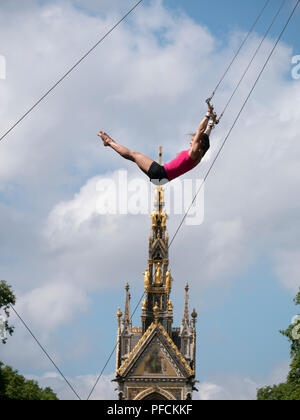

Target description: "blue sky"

left=0, top=0, right=300, bottom=400
left=164, top=0, right=300, bottom=50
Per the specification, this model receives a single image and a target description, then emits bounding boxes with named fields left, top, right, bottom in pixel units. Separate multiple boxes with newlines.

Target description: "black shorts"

left=147, top=162, right=169, bottom=185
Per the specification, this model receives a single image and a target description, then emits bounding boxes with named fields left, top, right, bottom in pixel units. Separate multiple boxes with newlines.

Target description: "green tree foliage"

left=0, top=280, right=16, bottom=344
left=257, top=289, right=300, bottom=400
left=0, top=362, right=58, bottom=400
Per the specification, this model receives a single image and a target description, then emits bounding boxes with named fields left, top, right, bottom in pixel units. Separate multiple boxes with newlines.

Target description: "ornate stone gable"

left=117, top=322, right=193, bottom=380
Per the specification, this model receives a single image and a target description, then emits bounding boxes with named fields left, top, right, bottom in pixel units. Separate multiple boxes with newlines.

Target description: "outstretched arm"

left=195, top=103, right=214, bottom=136
left=195, top=114, right=210, bottom=137
left=189, top=105, right=214, bottom=159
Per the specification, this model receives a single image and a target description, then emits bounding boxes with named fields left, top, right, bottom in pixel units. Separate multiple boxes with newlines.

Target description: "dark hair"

left=199, top=133, right=210, bottom=154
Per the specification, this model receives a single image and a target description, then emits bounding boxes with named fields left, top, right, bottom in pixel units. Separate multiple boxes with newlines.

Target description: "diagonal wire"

left=218, top=0, right=286, bottom=122
left=86, top=292, right=145, bottom=400
left=168, top=0, right=299, bottom=250
left=0, top=0, right=144, bottom=144
left=9, top=304, right=82, bottom=400
left=208, top=0, right=271, bottom=101
left=86, top=344, right=118, bottom=401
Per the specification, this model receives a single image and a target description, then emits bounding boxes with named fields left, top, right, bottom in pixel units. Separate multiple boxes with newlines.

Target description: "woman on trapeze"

left=98, top=103, right=217, bottom=185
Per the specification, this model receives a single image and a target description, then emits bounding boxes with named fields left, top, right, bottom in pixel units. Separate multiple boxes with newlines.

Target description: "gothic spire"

left=182, top=284, right=191, bottom=328
left=115, top=145, right=198, bottom=400
left=141, top=147, right=172, bottom=334
left=122, top=283, right=131, bottom=329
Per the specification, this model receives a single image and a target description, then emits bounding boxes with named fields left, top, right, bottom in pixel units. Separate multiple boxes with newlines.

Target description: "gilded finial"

left=191, top=308, right=198, bottom=328
left=116, top=308, right=122, bottom=318
left=125, top=283, right=130, bottom=292
left=191, top=308, right=198, bottom=319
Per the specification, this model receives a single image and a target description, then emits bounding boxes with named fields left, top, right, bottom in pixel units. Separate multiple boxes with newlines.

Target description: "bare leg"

left=98, top=131, right=154, bottom=175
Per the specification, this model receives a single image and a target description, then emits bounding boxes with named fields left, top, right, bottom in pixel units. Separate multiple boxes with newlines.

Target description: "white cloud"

left=0, top=282, right=91, bottom=371
left=196, top=383, right=223, bottom=401
left=42, top=170, right=151, bottom=289
left=196, top=378, right=258, bottom=401
left=194, top=360, right=290, bottom=400
left=44, top=173, right=120, bottom=245
left=17, top=282, right=90, bottom=331
left=273, top=249, right=300, bottom=293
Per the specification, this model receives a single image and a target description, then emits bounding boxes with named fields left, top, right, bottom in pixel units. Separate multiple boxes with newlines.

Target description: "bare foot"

left=98, top=131, right=113, bottom=147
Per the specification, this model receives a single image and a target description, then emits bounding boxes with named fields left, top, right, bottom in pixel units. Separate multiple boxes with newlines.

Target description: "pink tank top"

left=164, top=150, right=197, bottom=181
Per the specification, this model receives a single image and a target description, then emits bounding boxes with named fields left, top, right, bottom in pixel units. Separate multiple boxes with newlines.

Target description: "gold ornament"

left=153, top=302, right=160, bottom=324
left=161, top=212, right=167, bottom=227
left=155, top=262, right=162, bottom=285
left=151, top=211, right=158, bottom=228
left=166, top=269, right=172, bottom=290
left=143, top=268, right=151, bottom=290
